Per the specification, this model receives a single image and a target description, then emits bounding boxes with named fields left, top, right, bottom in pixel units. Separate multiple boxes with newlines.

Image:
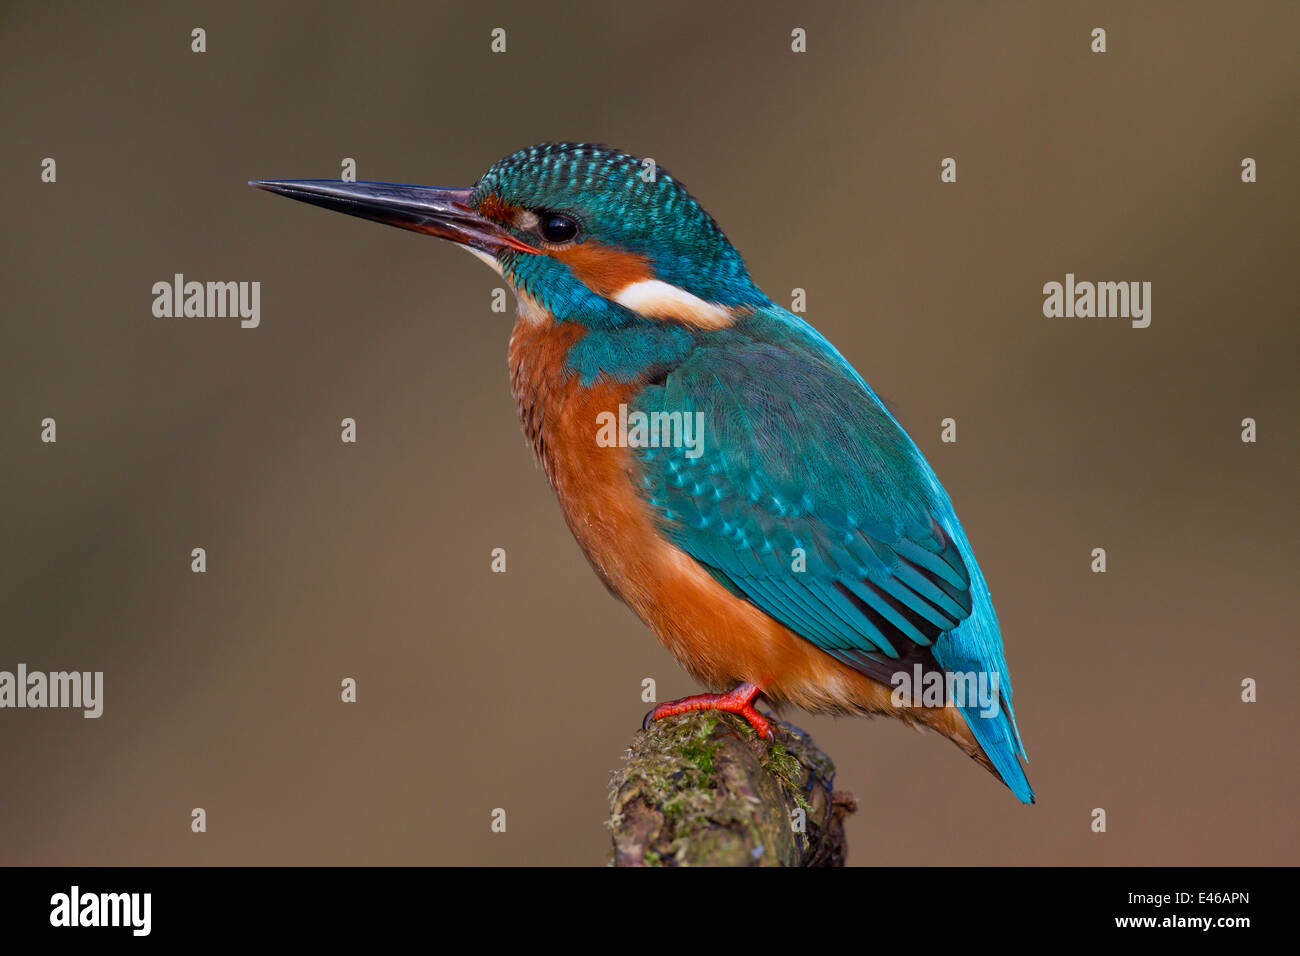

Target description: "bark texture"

left=608, top=711, right=857, bottom=866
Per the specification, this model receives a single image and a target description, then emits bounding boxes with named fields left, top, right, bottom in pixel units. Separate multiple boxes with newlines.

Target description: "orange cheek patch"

left=474, top=191, right=521, bottom=224
left=551, top=241, right=653, bottom=298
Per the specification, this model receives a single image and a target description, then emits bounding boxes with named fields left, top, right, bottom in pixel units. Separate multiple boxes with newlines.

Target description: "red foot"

left=644, top=682, right=773, bottom=740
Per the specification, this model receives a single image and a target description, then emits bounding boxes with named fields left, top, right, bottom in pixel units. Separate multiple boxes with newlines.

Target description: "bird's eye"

left=539, top=214, right=579, bottom=244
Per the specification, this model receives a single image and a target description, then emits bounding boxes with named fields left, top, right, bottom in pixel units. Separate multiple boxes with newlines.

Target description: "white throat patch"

left=458, top=245, right=549, bottom=325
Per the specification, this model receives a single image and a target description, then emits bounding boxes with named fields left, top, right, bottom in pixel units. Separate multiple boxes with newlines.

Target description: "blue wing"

left=631, top=309, right=1032, bottom=802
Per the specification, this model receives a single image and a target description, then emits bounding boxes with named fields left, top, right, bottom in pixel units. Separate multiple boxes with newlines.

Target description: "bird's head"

left=252, top=142, right=767, bottom=330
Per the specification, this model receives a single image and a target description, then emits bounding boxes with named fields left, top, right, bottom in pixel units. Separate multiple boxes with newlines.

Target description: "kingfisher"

left=252, top=142, right=1034, bottom=803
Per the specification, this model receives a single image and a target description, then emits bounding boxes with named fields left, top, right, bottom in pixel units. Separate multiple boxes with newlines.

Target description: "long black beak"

left=249, top=179, right=537, bottom=255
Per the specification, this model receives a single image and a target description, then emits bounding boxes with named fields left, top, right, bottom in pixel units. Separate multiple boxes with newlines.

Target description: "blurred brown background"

left=2, top=0, right=1297, bottom=865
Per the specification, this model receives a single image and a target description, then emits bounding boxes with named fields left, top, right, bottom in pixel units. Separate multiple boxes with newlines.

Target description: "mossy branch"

left=608, top=710, right=857, bottom=866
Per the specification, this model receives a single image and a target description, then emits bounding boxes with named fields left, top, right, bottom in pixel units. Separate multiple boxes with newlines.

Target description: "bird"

left=251, top=142, right=1034, bottom=804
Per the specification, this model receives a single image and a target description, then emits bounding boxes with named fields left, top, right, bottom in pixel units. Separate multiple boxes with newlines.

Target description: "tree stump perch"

left=608, top=710, right=857, bottom=866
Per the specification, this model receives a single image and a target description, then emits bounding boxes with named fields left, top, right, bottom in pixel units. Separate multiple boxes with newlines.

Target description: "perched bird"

left=252, top=143, right=1033, bottom=803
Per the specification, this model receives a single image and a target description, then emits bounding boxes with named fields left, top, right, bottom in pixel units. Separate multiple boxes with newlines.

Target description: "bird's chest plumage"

left=502, top=314, right=896, bottom=717
left=506, top=316, right=653, bottom=598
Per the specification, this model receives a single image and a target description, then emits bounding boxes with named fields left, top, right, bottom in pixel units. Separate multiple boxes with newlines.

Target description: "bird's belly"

left=505, top=317, right=908, bottom=718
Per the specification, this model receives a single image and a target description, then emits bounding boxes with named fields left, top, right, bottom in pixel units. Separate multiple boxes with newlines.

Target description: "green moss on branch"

left=608, top=711, right=856, bottom=866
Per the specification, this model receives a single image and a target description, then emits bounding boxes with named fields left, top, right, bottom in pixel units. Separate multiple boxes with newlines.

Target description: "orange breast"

left=505, top=315, right=978, bottom=751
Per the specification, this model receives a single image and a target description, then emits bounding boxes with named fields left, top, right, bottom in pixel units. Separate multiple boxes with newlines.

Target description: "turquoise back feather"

left=630, top=308, right=1033, bottom=802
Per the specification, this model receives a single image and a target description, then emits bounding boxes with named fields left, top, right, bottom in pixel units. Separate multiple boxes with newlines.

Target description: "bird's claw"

left=641, top=682, right=773, bottom=741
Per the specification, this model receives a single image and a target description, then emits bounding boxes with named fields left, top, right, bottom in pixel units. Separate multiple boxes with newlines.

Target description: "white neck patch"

left=457, top=247, right=736, bottom=329
left=612, top=278, right=737, bottom=329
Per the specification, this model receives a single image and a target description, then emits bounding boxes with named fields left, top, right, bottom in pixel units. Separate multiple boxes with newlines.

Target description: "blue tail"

left=956, top=693, right=1035, bottom=804
left=926, top=502, right=1035, bottom=804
